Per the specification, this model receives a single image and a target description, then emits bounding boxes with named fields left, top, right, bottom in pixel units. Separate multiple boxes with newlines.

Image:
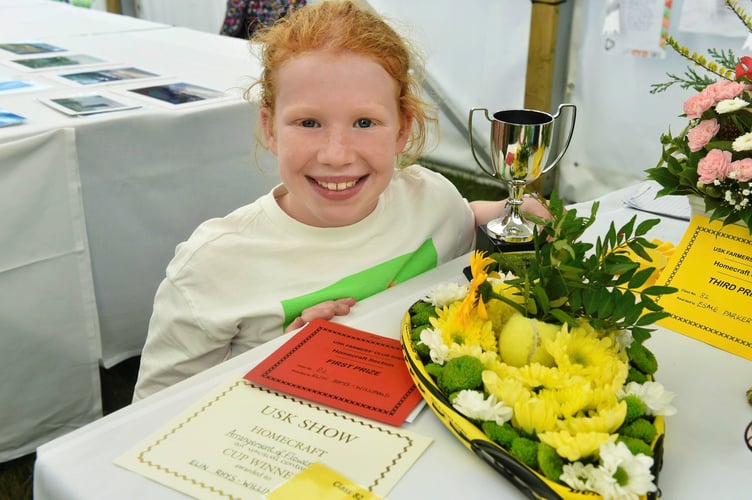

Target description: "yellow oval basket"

left=401, top=311, right=665, bottom=500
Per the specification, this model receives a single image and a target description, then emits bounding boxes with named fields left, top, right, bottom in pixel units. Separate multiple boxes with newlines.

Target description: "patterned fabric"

left=220, top=0, right=306, bottom=39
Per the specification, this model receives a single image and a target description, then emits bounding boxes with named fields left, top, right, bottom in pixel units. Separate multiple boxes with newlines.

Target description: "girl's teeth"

left=317, top=180, right=357, bottom=191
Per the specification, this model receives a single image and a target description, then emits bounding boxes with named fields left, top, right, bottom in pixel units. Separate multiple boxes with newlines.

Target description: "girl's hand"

left=285, top=297, right=357, bottom=332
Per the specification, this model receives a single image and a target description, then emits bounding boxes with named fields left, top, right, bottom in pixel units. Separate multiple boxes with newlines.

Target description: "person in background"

left=134, top=0, right=548, bottom=400
left=220, top=0, right=305, bottom=38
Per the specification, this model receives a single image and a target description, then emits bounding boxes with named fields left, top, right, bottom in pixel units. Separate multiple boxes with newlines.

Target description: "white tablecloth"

left=33, top=184, right=752, bottom=498
left=0, top=128, right=101, bottom=463
left=1, top=3, right=279, bottom=461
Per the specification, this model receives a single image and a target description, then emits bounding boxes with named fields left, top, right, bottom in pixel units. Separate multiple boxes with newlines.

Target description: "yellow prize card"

left=656, top=214, right=752, bottom=359
left=267, top=462, right=383, bottom=500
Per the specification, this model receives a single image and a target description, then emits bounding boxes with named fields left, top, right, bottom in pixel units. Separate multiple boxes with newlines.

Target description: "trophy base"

left=476, top=224, right=535, bottom=254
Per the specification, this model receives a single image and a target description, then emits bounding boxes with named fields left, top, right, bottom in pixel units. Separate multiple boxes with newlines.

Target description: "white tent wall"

left=127, top=0, right=752, bottom=201
left=129, top=0, right=532, bottom=180
left=363, top=1, right=531, bottom=175
left=562, top=0, right=752, bottom=202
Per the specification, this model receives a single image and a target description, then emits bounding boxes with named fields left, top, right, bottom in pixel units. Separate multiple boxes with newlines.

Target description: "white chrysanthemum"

left=560, top=461, right=598, bottom=492
left=419, top=328, right=449, bottom=365
left=591, top=440, right=656, bottom=500
left=614, top=330, right=633, bottom=350
left=732, top=131, right=752, bottom=152
left=422, top=283, right=468, bottom=307
left=716, top=97, right=749, bottom=114
left=452, top=390, right=513, bottom=425
left=619, top=381, right=677, bottom=416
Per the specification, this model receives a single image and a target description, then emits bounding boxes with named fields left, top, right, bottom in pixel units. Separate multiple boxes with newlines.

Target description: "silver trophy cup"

left=468, top=104, right=576, bottom=243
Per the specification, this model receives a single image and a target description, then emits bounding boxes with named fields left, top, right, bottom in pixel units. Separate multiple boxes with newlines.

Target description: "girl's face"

left=261, top=50, right=412, bottom=227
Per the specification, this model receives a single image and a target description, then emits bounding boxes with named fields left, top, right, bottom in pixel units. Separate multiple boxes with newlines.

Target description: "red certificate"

left=245, top=319, right=422, bottom=426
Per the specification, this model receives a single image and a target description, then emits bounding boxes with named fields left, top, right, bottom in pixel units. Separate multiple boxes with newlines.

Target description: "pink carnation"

left=705, top=79, right=746, bottom=102
left=687, top=119, right=720, bottom=152
left=683, top=91, right=715, bottom=119
left=729, top=158, right=752, bottom=182
left=697, top=149, right=732, bottom=184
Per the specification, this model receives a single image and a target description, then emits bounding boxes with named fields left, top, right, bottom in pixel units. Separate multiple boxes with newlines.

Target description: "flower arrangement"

left=403, top=196, right=677, bottom=499
left=646, top=0, right=752, bottom=234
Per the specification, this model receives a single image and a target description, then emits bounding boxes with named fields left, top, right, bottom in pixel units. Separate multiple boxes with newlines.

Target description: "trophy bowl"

left=469, top=104, right=576, bottom=243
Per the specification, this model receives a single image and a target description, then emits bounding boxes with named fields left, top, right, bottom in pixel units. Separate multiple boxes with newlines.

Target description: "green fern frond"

left=727, top=0, right=752, bottom=33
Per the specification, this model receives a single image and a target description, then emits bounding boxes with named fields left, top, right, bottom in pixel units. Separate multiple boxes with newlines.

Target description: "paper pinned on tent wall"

left=678, top=0, right=749, bottom=37
left=602, top=0, right=621, bottom=35
left=601, top=0, right=672, bottom=59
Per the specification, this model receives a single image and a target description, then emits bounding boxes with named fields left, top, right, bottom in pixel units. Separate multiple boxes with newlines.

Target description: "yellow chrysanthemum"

left=445, top=343, right=484, bottom=361
left=546, top=379, right=593, bottom=417
left=558, top=401, right=627, bottom=435
left=545, top=326, right=627, bottom=388
left=512, top=393, right=560, bottom=435
left=430, top=301, right=497, bottom=353
left=538, top=431, right=615, bottom=462
left=482, top=370, right=528, bottom=406
left=513, top=362, right=564, bottom=391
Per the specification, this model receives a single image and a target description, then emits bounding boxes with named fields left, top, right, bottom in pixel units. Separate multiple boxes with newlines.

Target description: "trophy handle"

left=468, top=107, right=496, bottom=178
left=544, top=103, right=577, bottom=173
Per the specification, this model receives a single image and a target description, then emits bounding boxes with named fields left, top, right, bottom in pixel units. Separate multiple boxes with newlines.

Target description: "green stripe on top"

left=281, top=238, right=438, bottom=328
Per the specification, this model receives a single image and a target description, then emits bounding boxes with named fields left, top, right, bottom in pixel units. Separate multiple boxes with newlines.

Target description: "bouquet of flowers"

left=646, top=0, right=752, bottom=234
left=402, top=196, right=677, bottom=499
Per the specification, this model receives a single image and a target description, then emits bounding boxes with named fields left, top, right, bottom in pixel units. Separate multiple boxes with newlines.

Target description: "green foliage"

left=626, top=366, right=649, bottom=385
left=488, top=193, right=677, bottom=336
left=649, top=38, right=735, bottom=94
left=617, top=435, right=654, bottom=458
left=410, top=301, right=438, bottom=327
left=622, top=395, right=648, bottom=424
left=628, top=341, right=659, bottom=375
left=436, top=355, right=484, bottom=394
left=537, top=442, right=565, bottom=482
left=620, top=418, right=658, bottom=443
left=510, top=437, right=539, bottom=469
left=482, top=421, right=519, bottom=448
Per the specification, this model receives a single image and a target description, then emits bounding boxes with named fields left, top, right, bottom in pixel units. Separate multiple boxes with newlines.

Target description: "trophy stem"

left=485, top=181, right=534, bottom=243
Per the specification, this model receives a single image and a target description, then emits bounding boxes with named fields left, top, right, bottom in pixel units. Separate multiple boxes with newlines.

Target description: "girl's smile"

left=261, top=50, right=412, bottom=227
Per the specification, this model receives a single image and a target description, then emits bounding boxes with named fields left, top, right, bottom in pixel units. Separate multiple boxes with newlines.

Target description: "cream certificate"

left=656, top=215, right=752, bottom=360
left=115, top=375, right=433, bottom=499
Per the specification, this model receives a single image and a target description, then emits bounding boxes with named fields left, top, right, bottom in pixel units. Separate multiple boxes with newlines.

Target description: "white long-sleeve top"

left=133, top=165, right=475, bottom=400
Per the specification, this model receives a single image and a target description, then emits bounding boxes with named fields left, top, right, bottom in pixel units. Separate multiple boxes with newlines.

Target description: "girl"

left=134, top=0, right=545, bottom=400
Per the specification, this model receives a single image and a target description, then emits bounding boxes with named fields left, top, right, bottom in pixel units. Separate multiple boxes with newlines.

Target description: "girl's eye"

left=300, top=119, right=319, bottom=128
left=355, top=118, right=373, bottom=128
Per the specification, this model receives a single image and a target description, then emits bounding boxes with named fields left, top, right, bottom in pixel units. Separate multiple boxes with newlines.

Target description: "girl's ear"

left=260, top=107, right=278, bottom=155
left=395, top=112, right=413, bottom=153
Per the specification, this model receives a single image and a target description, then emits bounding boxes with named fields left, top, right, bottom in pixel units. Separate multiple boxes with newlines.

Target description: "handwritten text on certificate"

left=656, top=216, right=752, bottom=360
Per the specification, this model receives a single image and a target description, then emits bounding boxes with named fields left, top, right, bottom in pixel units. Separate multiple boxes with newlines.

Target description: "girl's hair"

left=245, top=0, right=436, bottom=165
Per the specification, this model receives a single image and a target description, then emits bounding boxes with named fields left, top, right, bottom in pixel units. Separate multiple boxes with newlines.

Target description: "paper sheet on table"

left=623, top=182, right=690, bottom=220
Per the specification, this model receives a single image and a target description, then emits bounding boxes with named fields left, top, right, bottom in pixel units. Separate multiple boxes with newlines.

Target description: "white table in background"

left=33, top=184, right=752, bottom=499
left=1, top=3, right=279, bottom=461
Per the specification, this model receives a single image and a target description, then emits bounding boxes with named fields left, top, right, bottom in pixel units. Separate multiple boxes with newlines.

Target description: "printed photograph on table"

left=0, top=77, right=48, bottom=94
left=0, top=42, right=65, bottom=55
left=57, top=67, right=159, bottom=86
left=8, top=54, right=105, bottom=71
left=41, top=94, right=139, bottom=116
left=0, top=108, right=26, bottom=128
left=127, top=82, right=224, bottom=105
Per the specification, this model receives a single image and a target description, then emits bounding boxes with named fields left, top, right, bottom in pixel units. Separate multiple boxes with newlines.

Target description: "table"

left=1, top=3, right=280, bottom=461
left=33, top=183, right=752, bottom=498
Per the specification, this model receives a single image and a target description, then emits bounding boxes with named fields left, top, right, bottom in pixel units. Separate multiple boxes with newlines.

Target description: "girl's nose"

left=317, top=128, right=355, bottom=166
